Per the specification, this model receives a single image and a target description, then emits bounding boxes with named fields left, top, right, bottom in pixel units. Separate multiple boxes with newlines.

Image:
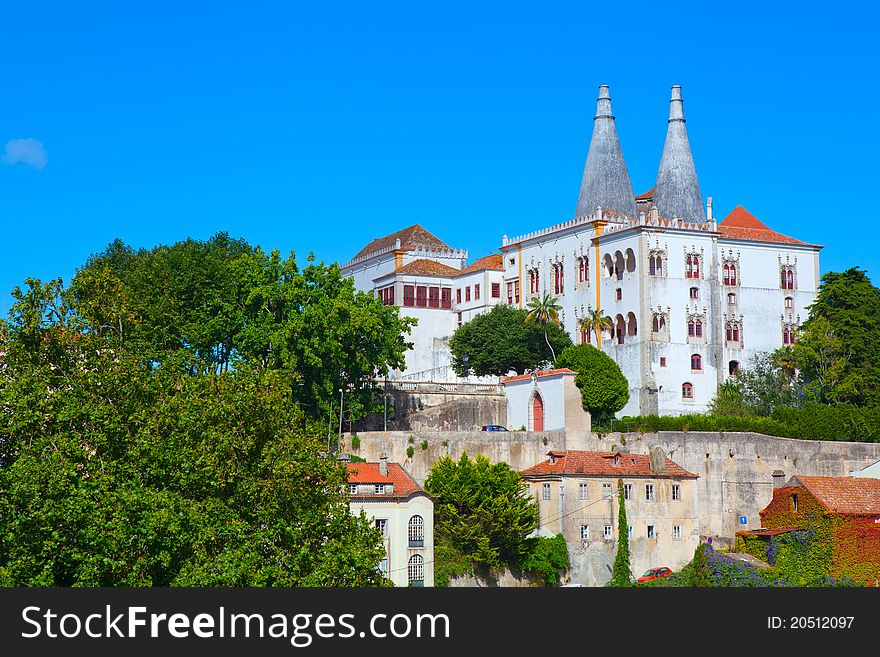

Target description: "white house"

left=346, top=457, right=434, bottom=587
left=502, top=368, right=590, bottom=433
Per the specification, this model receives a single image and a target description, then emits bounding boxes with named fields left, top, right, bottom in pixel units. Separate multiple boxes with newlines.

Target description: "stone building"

left=521, top=448, right=699, bottom=586
left=342, top=85, right=821, bottom=415
left=346, top=457, right=434, bottom=587
left=502, top=368, right=590, bottom=433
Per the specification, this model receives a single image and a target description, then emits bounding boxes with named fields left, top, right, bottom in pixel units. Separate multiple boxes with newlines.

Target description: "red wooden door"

left=532, top=394, right=544, bottom=432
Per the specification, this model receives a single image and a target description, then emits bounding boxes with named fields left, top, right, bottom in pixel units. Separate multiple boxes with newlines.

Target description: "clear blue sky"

left=2, top=1, right=878, bottom=314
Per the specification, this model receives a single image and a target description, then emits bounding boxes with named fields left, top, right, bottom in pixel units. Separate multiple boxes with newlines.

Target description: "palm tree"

left=771, top=345, right=798, bottom=385
left=525, top=294, right=563, bottom=363
left=578, top=307, right=613, bottom=347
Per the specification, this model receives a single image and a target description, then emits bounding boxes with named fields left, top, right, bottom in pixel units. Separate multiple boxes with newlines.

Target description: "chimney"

left=772, top=470, right=785, bottom=489
left=379, top=454, right=388, bottom=477
left=649, top=446, right=667, bottom=474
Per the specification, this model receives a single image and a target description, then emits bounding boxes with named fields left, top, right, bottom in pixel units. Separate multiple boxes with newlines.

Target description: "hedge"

left=614, top=403, right=880, bottom=443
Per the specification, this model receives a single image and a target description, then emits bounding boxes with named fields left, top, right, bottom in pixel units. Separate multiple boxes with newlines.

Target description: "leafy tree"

left=519, top=534, right=569, bottom=586
left=577, top=308, right=613, bottom=346
left=610, top=478, right=632, bottom=586
left=525, top=294, right=563, bottom=362
left=424, top=453, right=539, bottom=572
left=794, top=267, right=880, bottom=406
left=70, top=235, right=414, bottom=422
left=448, top=304, right=571, bottom=377
left=554, top=344, right=629, bottom=425
left=0, top=278, right=390, bottom=586
left=708, top=352, right=801, bottom=417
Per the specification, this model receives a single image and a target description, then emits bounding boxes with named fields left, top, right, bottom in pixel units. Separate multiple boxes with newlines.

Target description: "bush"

left=555, top=344, right=629, bottom=425
left=406, top=445, right=414, bottom=459
left=420, top=440, right=428, bottom=451
left=519, top=534, right=569, bottom=586
left=350, top=435, right=361, bottom=450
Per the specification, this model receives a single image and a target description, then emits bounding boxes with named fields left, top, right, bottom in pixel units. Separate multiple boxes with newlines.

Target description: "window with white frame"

left=647, top=525, right=655, bottom=539
left=542, top=483, right=551, bottom=500
left=349, top=484, right=358, bottom=494
left=604, top=525, right=613, bottom=540
left=579, top=483, right=588, bottom=501
left=645, top=483, right=655, bottom=501
left=408, top=555, right=424, bottom=586
left=580, top=525, right=590, bottom=541
left=672, top=484, right=681, bottom=501
left=374, top=484, right=385, bottom=494
left=602, top=482, right=612, bottom=499
left=673, top=525, right=682, bottom=540
left=408, top=515, right=424, bottom=547
left=624, top=483, right=633, bottom=500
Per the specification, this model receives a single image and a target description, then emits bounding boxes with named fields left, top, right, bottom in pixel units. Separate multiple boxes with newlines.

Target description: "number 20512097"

left=768, top=616, right=854, bottom=629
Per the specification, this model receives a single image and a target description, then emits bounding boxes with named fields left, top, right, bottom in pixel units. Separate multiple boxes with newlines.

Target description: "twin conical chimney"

left=652, top=85, right=706, bottom=224
left=574, top=85, right=638, bottom=219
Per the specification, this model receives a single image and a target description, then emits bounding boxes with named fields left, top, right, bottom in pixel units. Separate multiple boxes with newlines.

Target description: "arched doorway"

left=532, top=392, right=544, bottom=432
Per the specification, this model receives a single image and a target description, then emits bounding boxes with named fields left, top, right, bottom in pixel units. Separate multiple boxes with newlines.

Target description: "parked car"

left=636, top=567, right=673, bottom=583
left=481, top=425, right=508, bottom=432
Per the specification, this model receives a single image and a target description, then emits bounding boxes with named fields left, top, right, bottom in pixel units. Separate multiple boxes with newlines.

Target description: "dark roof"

left=521, top=450, right=698, bottom=479
left=719, top=206, right=819, bottom=247
left=353, top=224, right=452, bottom=260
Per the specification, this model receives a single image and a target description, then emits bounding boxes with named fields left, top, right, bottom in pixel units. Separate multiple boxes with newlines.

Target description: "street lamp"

left=337, top=387, right=344, bottom=452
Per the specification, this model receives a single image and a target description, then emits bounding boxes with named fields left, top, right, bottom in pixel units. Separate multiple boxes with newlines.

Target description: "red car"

left=636, top=567, right=673, bottom=583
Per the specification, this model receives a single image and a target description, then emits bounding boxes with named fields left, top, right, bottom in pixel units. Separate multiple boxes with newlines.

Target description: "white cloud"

left=2, top=138, right=48, bottom=170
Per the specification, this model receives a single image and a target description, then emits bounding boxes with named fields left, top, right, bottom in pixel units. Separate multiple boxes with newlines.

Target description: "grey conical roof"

left=574, top=85, right=637, bottom=219
left=653, top=85, right=706, bottom=223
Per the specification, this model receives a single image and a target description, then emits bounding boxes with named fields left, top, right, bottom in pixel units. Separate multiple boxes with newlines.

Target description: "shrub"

left=519, top=534, right=569, bottom=586
left=420, top=440, right=428, bottom=451
left=350, top=435, right=361, bottom=450
left=406, top=445, right=414, bottom=459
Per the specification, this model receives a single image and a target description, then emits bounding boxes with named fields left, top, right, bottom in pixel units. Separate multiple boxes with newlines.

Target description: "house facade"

left=346, top=457, right=434, bottom=587
left=521, top=449, right=699, bottom=586
left=341, top=85, right=821, bottom=415
left=502, top=368, right=590, bottom=433
left=752, top=475, right=880, bottom=585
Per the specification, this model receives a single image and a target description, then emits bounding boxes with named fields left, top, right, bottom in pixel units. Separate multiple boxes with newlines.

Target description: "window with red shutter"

left=428, top=286, right=440, bottom=308
left=403, top=285, right=415, bottom=306
left=491, top=283, right=500, bottom=298
left=441, top=288, right=452, bottom=309
left=474, top=284, right=480, bottom=300
left=416, top=286, right=427, bottom=307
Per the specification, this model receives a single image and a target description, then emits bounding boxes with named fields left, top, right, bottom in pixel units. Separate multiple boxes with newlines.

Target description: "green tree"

left=610, top=478, right=632, bottom=586
left=448, top=304, right=572, bottom=377
left=525, top=294, right=564, bottom=362
left=424, top=453, right=539, bottom=572
left=554, top=344, right=629, bottom=426
left=794, top=267, right=880, bottom=406
left=577, top=308, right=613, bottom=346
left=0, top=278, right=390, bottom=586
left=708, top=352, right=801, bottom=417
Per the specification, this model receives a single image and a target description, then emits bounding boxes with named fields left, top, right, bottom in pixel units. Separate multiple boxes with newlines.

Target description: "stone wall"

left=349, top=429, right=880, bottom=544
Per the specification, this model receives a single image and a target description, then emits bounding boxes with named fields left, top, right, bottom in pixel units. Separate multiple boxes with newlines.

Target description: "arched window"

left=723, top=264, right=730, bottom=286
left=686, top=255, right=694, bottom=279
left=729, top=360, right=740, bottom=376
left=682, top=382, right=694, bottom=399
left=694, top=320, right=703, bottom=338
left=688, top=320, right=695, bottom=337
left=615, top=315, right=626, bottom=345
left=408, top=554, right=424, bottom=586
left=784, top=297, right=794, bottom=311
left=728, top=293, right=736, bottom=306
left=691, top=354, right=702, bottom=370
left=614, top=252, right=625, bottom=281
left=787, top=270, right=794, bottom=289
left=730, top=265, right=737, bottom=286
left=625, top=248, right=636, bottom=273
left=655, top=256, right=663, bottom=275
left=689, top=287, right=699, bottom=300
left=781, top=269, right=787, bottom=288
left=408, top=515, right=424, bottom=546
left=649, top=257, right=656, bottom=276
left=627, top=312, right=637, bottom=336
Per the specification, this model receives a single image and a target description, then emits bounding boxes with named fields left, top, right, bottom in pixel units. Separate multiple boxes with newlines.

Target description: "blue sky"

left=2, top=1, right=878, bottom=314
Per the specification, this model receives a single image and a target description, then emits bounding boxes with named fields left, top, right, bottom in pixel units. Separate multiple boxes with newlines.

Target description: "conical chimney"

left=574, top=85, right=638, bottom=219
left=652, top=85, right=707, bottom=224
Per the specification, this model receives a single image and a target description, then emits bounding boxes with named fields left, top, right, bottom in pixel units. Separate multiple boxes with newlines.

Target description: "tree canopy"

left=0, top=233, right=421, bottom=586
left=554, top=343, right=629, bottom=425
left=448, top=304, right=572, bottom=377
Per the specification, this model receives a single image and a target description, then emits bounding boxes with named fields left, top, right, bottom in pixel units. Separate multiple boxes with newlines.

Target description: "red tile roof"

left=791, top=476, right=880, bottom=516
left=736, top=528, right=799, bottom=537
left=502, top=368, right=577, bottom=383
left=392, top=258, right=461, bottom=278
left=456, top=253, right=503, bottom=276
left=635, top=188, right=654, bottom=201
left=520, top=450, right=698, bottom=479
left=719, top=206, right=819, bottom=247
left=353, top=224, right=452, bottom=260
left=345, top=462, right=425, bottom=499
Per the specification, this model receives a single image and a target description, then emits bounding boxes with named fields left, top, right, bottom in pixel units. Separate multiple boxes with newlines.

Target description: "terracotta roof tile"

left=792, top=476, right=880, bottom=516
left=346, top=462, right=425, bottom=499
left=520, top=450, right=698, bottom=479
left=635, top=188, right=654, bottom=201
left=719, top=206, right=819, bottom=247
left=502, top=368, right=577, bottom=383
left=456, top=253, right=503, bottom=276
left=353, top=224, right=452, bottom=260
left=392, top=259, right=461, bottom=277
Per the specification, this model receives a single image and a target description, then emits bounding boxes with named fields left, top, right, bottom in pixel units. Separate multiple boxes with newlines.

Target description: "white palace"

left=340, top=85, right=821, bottom=417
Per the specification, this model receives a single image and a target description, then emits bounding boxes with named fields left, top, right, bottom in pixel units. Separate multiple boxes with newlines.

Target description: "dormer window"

left=349, top=484, right=357, bottom=494
left=614, top=455, right=620, bottom=466
left=374, top=484, right=385, bottom=495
